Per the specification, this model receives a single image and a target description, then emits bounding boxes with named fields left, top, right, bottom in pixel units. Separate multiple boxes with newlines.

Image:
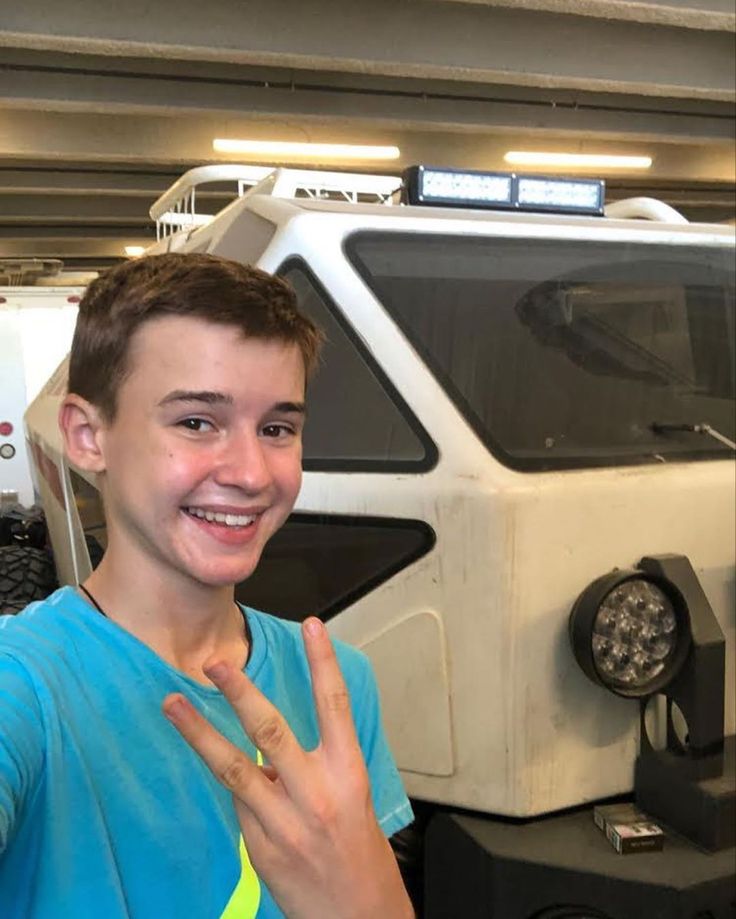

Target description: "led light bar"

left=404, top=166, right=513, bottom=208
left=403, top=166, right=605, bottom=215
left=516, top=176, right=604, bottom=214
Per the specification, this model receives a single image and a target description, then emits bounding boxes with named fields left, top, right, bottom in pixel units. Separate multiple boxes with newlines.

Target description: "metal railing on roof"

left=604, top=197, right=688, bottom=224
left=0, top=258, right=65, bottom=286
left=150, top=165, right=402, bottom=240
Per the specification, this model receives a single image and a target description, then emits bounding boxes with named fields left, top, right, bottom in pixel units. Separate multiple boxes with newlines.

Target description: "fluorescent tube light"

left=124, top=246, right=146, bottom=257
left=504, top=152, right=652, bottom=170
left=213, top=139, right=400, bottom=160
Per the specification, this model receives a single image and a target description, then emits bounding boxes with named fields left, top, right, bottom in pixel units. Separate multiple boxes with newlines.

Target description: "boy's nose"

left=213, top=435, right=273, bottom=494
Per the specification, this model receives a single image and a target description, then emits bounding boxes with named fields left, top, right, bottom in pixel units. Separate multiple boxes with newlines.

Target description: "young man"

left=0, top=254, right=414, bottom=918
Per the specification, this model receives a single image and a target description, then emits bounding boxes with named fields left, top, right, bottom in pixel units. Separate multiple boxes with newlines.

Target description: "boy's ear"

left=59, top=394, right=108, bottom=473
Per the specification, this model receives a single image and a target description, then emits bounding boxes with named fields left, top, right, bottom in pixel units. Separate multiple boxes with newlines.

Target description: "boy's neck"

left=81, top=554, right=249, bottom=686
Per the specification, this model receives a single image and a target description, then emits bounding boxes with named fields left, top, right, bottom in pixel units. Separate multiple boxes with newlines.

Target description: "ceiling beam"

left=0, top=168, right=174, bottom=196
left=432, top=0, right=735, bottom=29
left=0, top=167, right=237, bottom=200
left=1, top=109, right=733, bottom=183
left=0, top=0, right=733, bottom=100
left=0, top=193, right=155, bottom=223
left=0, top=236, right=148, bottom=259
left=0, top=62, right=732, bottom=144
left=0, top=225, right=154, bottom=239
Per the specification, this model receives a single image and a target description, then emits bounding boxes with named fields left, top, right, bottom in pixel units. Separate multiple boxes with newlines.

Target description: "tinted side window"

left=347, top=232, right=735, bottom=471
left=235, top=514, right=434, bottom=621
left=279, top=261, right=435, bottom=471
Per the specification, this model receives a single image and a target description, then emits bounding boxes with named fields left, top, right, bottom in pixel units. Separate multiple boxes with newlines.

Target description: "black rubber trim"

left=276, top=257, right=438, bottom=474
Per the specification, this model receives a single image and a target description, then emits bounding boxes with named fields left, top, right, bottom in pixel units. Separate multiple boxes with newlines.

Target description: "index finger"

left=162, top=692, right=278, bottom=814
left=202, top=660, right=310, bottom=794
left=302, top=618, right=360, bottom=761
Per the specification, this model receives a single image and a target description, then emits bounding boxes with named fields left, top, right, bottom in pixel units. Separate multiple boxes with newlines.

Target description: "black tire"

left=0, top=515, right=14, bottom=548
left=0, top=545, right=58, bottom=615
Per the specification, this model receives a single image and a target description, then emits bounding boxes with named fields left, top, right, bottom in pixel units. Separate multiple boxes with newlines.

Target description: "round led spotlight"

left=569, top=569, right=691, bottom=697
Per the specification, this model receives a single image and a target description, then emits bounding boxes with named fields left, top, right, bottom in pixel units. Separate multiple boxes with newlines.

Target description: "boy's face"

left=94, top=315, right=305, bottom=590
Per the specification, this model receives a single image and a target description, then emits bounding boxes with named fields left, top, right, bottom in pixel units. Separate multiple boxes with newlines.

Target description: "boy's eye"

left=178, top=418, right=215, bottom=433
left=261, top=423, right=294, bottom=438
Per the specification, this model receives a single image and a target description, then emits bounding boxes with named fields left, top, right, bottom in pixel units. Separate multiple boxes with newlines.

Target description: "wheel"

left=0, top=545, right=58, bottom=615
left=0, top=504, right=48, bottom=550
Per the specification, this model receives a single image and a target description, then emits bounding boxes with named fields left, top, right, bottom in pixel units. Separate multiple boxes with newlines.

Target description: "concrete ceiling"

left=1, top=0, right=734, bottom=272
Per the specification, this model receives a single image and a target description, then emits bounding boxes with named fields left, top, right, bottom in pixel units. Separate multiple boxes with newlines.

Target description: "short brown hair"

left=68, top=253, right=323, bottom=420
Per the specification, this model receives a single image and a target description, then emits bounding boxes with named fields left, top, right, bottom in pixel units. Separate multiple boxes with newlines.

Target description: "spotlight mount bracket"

left=634, top=554, right=734, bottom=851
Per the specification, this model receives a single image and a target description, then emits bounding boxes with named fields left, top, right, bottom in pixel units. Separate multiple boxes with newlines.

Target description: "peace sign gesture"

left=163, top=617, right=414, bottom=919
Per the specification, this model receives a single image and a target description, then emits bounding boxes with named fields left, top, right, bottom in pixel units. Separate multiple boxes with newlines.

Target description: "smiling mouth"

left=183, top=507, right=258, bottom=528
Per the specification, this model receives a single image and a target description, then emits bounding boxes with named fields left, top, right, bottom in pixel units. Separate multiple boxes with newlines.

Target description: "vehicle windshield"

left=347, top=231, right=735, bottom=470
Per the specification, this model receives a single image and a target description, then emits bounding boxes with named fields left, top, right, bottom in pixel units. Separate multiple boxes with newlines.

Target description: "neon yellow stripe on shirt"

left=219, top=750, right=264, bottom=919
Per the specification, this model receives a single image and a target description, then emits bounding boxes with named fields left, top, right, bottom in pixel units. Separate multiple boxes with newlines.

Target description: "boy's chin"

left=190, top=558, right=261, bottom=590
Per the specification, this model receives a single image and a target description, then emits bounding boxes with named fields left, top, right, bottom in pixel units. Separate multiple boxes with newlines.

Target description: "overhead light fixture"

left=213, top=139, right=401, bottom=160
left=504, top=152, right=652, bottom=170
left=124, top=246, right=146, bottom=257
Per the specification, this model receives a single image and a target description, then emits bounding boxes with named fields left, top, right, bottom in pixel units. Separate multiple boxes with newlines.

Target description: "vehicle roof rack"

left=150, top=165, right=402, bottom=239
left=0, top=258, right=65, bottom=286
left=604, top=197, right=688, bottom=224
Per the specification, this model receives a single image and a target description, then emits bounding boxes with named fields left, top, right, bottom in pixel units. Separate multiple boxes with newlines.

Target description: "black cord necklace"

left=79, top=583, right=107, bottom=618
left=78, top=583, right=254, bottom=662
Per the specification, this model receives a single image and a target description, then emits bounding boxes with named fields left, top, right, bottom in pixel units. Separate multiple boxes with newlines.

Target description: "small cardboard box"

left=593, top=803, right=664, bottom=854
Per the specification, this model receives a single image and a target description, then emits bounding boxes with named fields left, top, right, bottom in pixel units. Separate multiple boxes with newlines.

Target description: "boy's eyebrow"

left=273, top=401, right=306, bottom=414
left=158, top=390, right=234, bottom=407
left=157, top=391, right=306, bottom=414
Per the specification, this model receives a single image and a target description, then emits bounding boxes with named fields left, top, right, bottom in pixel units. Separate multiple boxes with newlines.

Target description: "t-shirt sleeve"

left=341, top=648, right=414, bottom=839
left=0, top=653, right=45, bottom=855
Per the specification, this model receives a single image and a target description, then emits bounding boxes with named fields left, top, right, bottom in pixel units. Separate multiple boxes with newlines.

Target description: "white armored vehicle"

left=23, top=166, right=736, bottom=917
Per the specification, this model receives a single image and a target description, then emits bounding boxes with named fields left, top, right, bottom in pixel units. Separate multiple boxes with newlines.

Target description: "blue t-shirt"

left=0, top=587, right=413, bottom=918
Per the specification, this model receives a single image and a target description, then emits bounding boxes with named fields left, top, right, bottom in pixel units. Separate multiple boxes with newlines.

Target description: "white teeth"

left=186, top=507, right=256, bottom=527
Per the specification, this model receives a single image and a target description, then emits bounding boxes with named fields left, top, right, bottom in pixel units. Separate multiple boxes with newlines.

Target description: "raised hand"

left=162, top=617, right=414, bottom=919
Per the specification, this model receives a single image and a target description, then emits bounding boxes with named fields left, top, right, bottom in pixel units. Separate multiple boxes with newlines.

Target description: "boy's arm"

left=0, top=654, right=45, bottom=855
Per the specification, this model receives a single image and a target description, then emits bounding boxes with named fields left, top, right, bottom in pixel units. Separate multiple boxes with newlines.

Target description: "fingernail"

left=305, top=618, right=323, bottom=637
left=164, top=698, right=188, bottom=722
left=205, top=661, right=229, bottom=682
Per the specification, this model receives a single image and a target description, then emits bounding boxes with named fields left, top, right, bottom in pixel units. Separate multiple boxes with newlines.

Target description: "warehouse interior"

left=1, top=0, right=734, bottom=276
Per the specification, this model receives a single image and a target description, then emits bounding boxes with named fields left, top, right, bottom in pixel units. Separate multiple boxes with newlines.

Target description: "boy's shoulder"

left=0, top=587, right=78, bottom=646
left=0, top=587, right=87, bottom=675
